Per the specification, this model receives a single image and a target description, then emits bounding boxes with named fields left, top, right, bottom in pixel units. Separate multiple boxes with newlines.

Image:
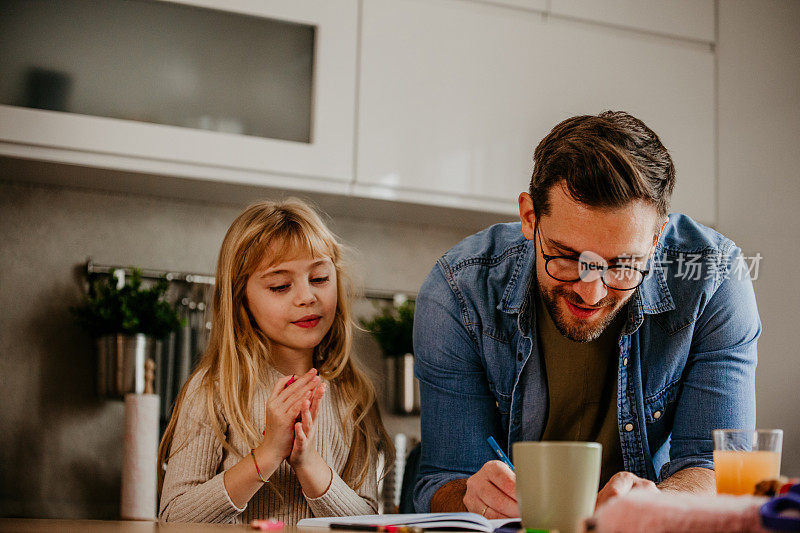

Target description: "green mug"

left=513, top=441, right=602, bottom=533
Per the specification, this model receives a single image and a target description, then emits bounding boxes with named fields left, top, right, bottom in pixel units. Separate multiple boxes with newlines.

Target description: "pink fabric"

left=588, top=489, right=770, bottom=533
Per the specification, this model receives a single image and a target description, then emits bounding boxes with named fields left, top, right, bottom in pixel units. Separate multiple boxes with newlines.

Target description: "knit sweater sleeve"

left=159, top=375, right=245, bottom=523
left=304, top=460, right=379, bottom=517
left=303, top=386, right=380, bottom=517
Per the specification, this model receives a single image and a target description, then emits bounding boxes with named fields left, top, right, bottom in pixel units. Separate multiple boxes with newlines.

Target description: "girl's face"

left=245, top=251, right=338, bottom=363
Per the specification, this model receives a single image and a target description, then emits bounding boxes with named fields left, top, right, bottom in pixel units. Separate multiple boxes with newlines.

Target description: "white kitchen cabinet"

left=474, top=0, right=547, bottom=13
left=356, top=0, right=715, bottom=223
left=535, top=17, right=716, bottom=223
left=0, top=0, right=717, bottom=224
left=0, top=0, right=359, bottom=190
left=550, top=0, right=716, bottom=43
left=356, top=0, right=549, bottom=214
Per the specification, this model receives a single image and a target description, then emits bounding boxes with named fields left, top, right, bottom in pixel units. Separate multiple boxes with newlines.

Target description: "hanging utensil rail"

left=84, top=258, right=413, bottom=302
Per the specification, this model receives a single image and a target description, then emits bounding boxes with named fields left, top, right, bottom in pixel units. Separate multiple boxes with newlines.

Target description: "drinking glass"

left=713, top=429, right=782, bottom=495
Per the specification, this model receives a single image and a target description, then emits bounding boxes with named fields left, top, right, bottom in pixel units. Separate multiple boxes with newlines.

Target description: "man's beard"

left=539, top=284, right=630, bottom=343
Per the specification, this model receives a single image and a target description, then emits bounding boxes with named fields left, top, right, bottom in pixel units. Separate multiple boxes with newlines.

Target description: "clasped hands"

left=256, top=368, right=327, bottom=468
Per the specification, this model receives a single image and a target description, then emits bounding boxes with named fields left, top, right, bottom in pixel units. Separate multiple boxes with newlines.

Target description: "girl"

left=158, top=199, right=394, bottom=524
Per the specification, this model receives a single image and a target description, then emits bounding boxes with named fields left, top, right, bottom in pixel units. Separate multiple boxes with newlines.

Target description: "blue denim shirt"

left=412, top=214, right=760, bottom=512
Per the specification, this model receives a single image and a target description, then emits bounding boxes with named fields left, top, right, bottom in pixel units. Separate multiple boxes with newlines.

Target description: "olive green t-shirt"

left=524, top=288, right=626, bottom=487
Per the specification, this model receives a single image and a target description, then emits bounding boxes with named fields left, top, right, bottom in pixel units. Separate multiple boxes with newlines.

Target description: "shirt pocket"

left=481, top=327, right=515, bottom=391
left=480, top=325, right=516, bottom=434
left=643, top=377, right=682, bottom=450
left=492, top=389, right=512, bottom=436
left=644, top=377, right=682, bottom=421
left=493, top=389, right=511, bottom=413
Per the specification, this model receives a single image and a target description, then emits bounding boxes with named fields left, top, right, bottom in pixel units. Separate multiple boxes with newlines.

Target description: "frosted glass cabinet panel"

left=0, top=0, right=358, bottom=185
left=0, top=0, right=313, bottom=142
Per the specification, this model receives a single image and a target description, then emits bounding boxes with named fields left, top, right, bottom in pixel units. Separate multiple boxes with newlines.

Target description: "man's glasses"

left=535, top=224, right=649, bottom=291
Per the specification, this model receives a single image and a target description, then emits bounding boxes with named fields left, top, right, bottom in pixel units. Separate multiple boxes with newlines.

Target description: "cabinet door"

left=357, top=0, right=550, bottom=212
left=357, top=0, right=715, bottom=222
left=535, top=18, right=715, bottom=223
left=550, top=0, right=715, bottom=43
left=0, top=0, right=358, bottom=187
left=476, top=0, right=547, bottom=12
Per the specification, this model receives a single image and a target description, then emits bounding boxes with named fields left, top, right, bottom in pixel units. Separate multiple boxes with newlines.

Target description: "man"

left=412, top=111, right=760, bottom=516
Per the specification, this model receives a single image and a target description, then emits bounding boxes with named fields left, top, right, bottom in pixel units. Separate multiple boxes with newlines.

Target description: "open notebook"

left=297, top=513, right=521, bottom=532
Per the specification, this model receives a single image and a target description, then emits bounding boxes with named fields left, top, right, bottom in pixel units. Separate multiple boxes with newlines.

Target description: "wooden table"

left=0, top=519, right=323, bottom=532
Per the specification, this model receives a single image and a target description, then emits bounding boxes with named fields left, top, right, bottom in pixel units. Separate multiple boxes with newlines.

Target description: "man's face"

left=519, top=185, right=662, bottom=342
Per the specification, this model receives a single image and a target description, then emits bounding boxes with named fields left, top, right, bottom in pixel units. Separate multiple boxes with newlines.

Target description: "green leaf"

left=70, top=267, right=181, bottom=338
left=360, top=300, right=415, bottom=358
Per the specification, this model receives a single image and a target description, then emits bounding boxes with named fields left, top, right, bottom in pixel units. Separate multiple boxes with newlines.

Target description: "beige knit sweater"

left=159, top=369, right=378, bottom=524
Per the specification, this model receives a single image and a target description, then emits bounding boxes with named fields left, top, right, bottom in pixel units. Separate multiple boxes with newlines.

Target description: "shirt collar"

left=499, top=239, right=537, bottom=315
left=623, top=247, right=676, bottom=333
left=638, top=246, right=676, bottom=314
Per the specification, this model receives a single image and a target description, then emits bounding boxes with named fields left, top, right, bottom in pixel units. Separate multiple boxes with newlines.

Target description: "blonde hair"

left=158, top=198, right=394, bottom=493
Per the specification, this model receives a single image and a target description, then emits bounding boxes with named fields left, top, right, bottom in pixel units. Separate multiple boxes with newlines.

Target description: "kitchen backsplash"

left=0, top=178, right=503, bottom=518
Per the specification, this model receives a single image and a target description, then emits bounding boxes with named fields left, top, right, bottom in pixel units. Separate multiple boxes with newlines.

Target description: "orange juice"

left=713, top=450, right=781, bottom=495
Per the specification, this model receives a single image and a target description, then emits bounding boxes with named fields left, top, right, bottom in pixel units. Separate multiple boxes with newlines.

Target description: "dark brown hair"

left=529, top=111, right=675, bottom=221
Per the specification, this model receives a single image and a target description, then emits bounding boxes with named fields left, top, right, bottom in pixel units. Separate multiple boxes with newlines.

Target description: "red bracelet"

left=251, top=449, right=269, bottom=483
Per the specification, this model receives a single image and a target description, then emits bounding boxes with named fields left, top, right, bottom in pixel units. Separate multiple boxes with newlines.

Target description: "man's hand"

left=595, top=471, right=658, bottom=509
left=462, top=460, right=519, bottom=519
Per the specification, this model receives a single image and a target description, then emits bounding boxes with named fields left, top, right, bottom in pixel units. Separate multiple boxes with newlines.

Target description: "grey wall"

left=0, top=179, right=484, bottom=518
left=717, top=0, right=800, bottom=476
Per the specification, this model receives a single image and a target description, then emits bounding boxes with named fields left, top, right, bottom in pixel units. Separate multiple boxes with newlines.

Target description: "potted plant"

left=72, top=269, right=180, bottom=399
left=361, top=297, right=419, bottom=414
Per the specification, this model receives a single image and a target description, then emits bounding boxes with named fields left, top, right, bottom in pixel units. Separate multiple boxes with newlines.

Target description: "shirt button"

left=623, top=357, right=629, bottom=366
left=653, top=411, right=662, bottom=420
left=625, top=423, right=634, bottom=432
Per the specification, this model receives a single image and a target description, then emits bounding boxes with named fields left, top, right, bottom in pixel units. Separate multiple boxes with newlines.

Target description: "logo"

left=578, top=250, right=608, bottom=282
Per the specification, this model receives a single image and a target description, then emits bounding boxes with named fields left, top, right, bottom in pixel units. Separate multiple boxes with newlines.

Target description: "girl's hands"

left=223, top=369, right=321, bottom=508
left=257, top=369, right=321, bottom=462
left=288, top=381, right=326, bottom=467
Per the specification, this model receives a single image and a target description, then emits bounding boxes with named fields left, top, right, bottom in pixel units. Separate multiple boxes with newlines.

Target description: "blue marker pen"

left=487, top=436, right=515, bottom=471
